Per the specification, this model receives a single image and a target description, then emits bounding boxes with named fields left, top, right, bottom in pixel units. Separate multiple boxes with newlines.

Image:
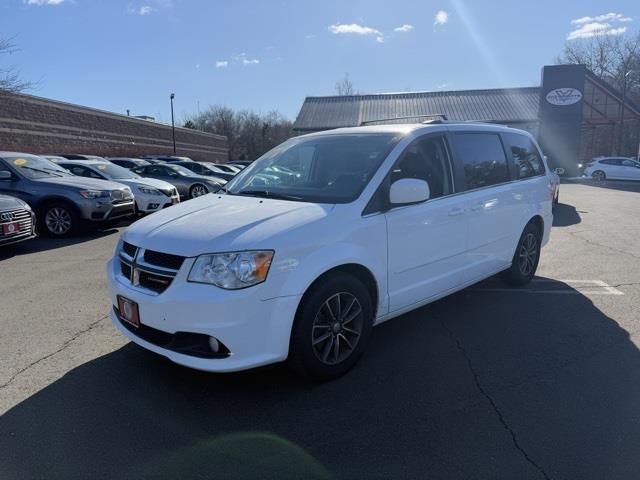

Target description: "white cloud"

left=376, top=36, right=385, bottom=43
left=24, top=0, right=65, bottom=5
left=215, top=61, right=228, bottom=68
left=434, top=10, right=449, bottom=26
left=242, top=58, right=260, bottom=65
left=328, top=23, right=382, bottom=36
left=567, top=13, right=631, bottom=40
left=127, top=5, right=154, bottom=15
left=571, top=12, right=632, bottom=24
left=394, top=24, right=414, bottom=33
left=567, top=22, right=627, bottom=40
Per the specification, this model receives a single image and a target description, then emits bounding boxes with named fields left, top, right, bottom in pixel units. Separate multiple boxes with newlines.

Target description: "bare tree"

left=187, top=106, right=294, bottom=160
left=0, top=36, right=33, bottom=93
left=557, top=30, right=640, bottom=156
left=335, top=73, right=356, bottom=96
left=557, top=31, right=640, bottom=101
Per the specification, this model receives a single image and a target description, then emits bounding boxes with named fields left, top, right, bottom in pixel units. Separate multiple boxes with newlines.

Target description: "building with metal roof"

left=293, top=87, right=541, bottom=133
left=293, top=64, right=640, bottom=176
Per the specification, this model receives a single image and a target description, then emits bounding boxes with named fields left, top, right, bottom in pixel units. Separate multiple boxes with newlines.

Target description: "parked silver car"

left=0, top=194, right=36, bottom=246
left=0, top=153, right=135, bottom=237
left=130, top=163, right=224, bottom=199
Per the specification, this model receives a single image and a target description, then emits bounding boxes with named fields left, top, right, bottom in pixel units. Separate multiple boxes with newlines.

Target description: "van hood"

left=123, top=194, right=333, bottom=257
left=32, top=175, right=128, bottom=191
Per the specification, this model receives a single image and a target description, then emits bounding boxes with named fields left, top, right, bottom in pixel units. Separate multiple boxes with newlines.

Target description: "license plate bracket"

left=117, top=295, right=140, bottom=328
left=2, top=222, right=20, bottom=235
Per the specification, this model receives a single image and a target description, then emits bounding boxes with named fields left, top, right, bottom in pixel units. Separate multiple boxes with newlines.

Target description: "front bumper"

left=0, top=210, right=36, bottom=246
left=106, top=258, right=301, bottom=372
left=136, top=193, right=180, bottom=213
left=79, top=198, right=135, bottom=221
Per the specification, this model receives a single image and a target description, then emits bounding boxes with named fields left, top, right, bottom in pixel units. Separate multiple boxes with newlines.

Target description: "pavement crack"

left=566, top=231, right=640, bottom=261
left=0, top=314, right=108, bottom=390
left=439, top=319, right=552, bottom=480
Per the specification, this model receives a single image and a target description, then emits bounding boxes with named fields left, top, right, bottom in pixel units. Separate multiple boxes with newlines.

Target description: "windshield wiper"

left=19, top=165, right=63, bottom=177
left=235, top=190, right=303, bottom=201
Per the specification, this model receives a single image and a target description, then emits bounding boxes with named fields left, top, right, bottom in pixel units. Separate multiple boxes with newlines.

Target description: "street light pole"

left=170, top=93, right=176, bottom=155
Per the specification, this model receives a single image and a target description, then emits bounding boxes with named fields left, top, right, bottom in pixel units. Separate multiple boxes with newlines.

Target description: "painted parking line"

left=469, top=279, right=624, bottom=296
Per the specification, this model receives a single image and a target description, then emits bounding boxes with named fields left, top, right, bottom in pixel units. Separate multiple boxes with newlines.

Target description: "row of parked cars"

left=0, top=151, right=250, bottom=245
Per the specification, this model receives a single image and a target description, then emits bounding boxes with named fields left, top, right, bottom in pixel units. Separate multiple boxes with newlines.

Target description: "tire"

left=289, top=272, right=374, bottom=381
left=189, top=183, right=209, bottom=199
left=500, top=222, right=542, bottom=286
left=38, top=202, right=79, bottom=237
left=592, top=170, right=606, bottom=182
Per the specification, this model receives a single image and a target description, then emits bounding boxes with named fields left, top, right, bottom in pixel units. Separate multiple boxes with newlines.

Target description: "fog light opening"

left=208, top=336, right=220, bottom=353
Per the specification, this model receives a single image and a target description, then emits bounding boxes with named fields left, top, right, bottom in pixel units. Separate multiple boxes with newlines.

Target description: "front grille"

left=138, top=270, right=173, bottom=293
left=121, top=262, right=132, bottom=278
left=122, top=241, right=137, bottom=257
left=118, top=243, right=182, bottom=295
left=143, top=250, right=185, bottom=270
left=0, top=209, right=33, bottom=238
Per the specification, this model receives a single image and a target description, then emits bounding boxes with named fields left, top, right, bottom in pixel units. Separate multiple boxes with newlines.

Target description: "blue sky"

left=1, top=0, right=639, bottom=123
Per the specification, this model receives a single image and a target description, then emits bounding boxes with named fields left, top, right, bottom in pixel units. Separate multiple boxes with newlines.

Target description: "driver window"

left=390, top=135, right=452, bottom=199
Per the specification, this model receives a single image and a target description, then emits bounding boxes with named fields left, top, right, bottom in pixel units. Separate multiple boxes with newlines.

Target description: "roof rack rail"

left=359, top=114, right=448, bottom=126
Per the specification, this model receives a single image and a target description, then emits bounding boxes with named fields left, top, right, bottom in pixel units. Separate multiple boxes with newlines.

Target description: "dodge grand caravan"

left=107, top=123, right=553, bottom=379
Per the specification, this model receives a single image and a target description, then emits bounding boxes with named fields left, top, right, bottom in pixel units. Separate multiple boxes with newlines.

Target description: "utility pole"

left=170, top=93, right=176, bottom=155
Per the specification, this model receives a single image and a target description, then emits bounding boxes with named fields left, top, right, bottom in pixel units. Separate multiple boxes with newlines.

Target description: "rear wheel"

left=39, top=202, right=79, bottom=237
left=500, top=222, right=541, bottom=286
left=592, top=170, right=606, bottom=182
left=289, top=272, right=374, bottom=381
left=189, top=183, right=209, bottom=199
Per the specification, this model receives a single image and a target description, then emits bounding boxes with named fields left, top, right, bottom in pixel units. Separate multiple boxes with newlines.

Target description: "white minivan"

left=107, top=122, right=553, bottom=379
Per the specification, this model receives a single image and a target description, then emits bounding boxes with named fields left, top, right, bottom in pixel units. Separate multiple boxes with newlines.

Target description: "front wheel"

left=500, top=222, right=541, bottom=286
left=189, top=184, right=209, bottom=199
left=39, top=203, right=78, bottom=237
left=592, top=170, right=606, bottom=182
left=289, top=272, right=374, bottom=381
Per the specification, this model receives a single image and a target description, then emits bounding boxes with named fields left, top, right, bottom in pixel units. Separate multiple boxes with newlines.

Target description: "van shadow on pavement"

left=1, top=278, right=639, bottom=480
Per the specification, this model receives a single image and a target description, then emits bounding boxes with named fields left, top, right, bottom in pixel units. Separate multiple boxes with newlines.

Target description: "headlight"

left=188, top=251, right=274, bottom=289
left=79, top=190, right=110, bottom=199
left=138, top=185, right=162, bottom=195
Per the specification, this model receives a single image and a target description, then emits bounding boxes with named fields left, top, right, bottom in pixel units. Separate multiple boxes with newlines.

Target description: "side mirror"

left=389, top=178, right=430, bottom=205
left=0, top=171, right=12, bottom=181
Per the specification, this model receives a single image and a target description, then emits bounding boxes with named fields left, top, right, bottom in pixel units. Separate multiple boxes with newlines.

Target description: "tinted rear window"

left=504, top=133, right=545, bottom=179
left=452, top=133, right=509, bottom=190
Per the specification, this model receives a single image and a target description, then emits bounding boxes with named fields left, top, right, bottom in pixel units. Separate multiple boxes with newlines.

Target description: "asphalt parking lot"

left=2, top=180, right=640, bottom=480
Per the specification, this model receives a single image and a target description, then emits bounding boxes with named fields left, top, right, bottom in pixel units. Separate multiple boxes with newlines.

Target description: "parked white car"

left=584, top=157, right=640, bottom=181
left=107, top=123, right=553, bottom=379
left=56, top=160, right=180, bottom=213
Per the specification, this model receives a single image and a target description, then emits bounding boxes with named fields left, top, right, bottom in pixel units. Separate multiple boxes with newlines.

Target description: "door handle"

left=470, top=203, right=483, bottom=211
left=448, top=207, right=465, bottom=216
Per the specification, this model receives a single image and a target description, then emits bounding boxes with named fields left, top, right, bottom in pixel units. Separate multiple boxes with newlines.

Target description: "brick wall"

left=0, top=92, right=228, bottom=162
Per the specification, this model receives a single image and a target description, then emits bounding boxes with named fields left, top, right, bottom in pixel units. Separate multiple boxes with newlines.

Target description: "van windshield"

left=225, top=133, right=402, bottom=203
